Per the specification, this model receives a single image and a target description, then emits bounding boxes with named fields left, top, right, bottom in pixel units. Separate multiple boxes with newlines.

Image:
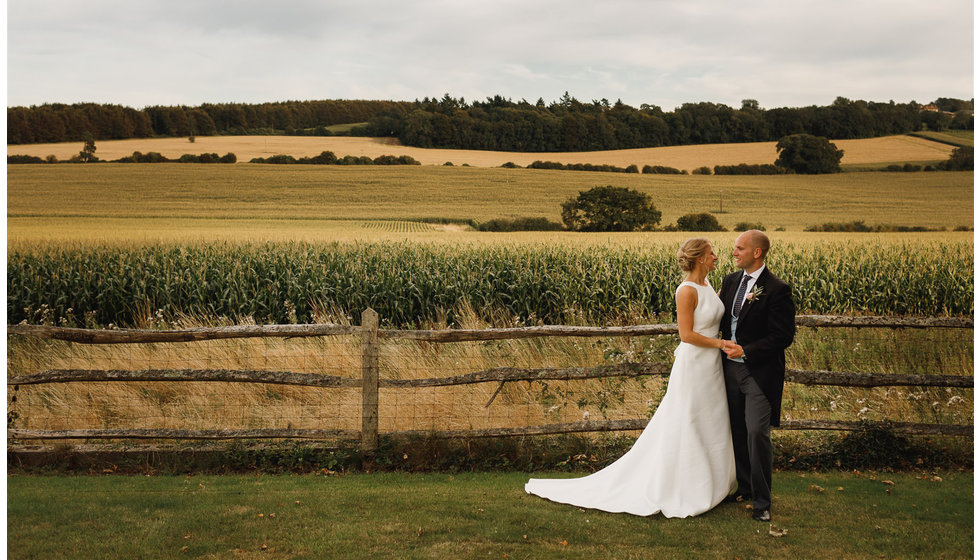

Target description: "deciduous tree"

left=774, top=134, right=843, bottom=174
left=560, top=186, right=661, bottom=232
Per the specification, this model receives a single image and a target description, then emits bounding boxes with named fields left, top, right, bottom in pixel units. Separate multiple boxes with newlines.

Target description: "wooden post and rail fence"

left=6, top=311, right=974, bottom=452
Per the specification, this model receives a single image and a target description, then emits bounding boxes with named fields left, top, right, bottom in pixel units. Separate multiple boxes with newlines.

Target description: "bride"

left=525, top=238, right=736, bottom=517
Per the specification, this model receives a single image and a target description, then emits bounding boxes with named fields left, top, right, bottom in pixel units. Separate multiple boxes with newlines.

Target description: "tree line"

left=359, top=94, right=973, bottom=152
left=7, top=99, right=415, bottom=144
left=8, top=94, right=971, bottom=149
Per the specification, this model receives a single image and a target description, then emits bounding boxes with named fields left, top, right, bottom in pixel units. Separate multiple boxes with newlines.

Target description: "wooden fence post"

left=360, top=308, right=380, bottom=455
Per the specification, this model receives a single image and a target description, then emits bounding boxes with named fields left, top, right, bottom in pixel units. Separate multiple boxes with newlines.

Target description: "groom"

left=719, top=230, right=795, bottom=522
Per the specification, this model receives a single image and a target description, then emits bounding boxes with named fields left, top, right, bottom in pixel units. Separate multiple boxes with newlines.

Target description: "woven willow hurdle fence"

left=7, top=311, right=974, bottom=452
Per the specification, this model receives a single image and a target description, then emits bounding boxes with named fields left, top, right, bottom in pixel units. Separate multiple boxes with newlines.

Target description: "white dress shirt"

left=728, top=264, right=765, bottom=363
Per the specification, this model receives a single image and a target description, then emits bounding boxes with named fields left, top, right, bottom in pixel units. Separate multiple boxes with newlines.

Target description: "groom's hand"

left=724, top=344, right=744, bottom=359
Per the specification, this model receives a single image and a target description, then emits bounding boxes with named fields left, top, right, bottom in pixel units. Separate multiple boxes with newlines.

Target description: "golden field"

left=6, top=165, right=973, bottom=245
left=7, top=134, right=955, bottom=168
left=7, top=137, right=973, bottom=446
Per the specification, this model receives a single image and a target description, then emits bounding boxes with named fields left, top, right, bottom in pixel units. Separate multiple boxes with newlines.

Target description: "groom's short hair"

left=746, top=230, right=770, bottom=258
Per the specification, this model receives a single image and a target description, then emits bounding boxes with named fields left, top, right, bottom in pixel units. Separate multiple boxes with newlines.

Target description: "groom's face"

left=732, top=233, right=760, bottom=270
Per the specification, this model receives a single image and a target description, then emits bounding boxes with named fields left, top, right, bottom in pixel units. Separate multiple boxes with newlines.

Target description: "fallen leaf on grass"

left=931, top=476, right=943, bottom=482
left=260, top=544, right=268, bottom=550
left=837, top=487, right=844, bottom=491
left=560, top=540, right=568, bottom=547
left=417, top=527, right=423, bottom=537
left=179, top=546, right=189, bottom=553
left=768, top=524, right=789, bottom=537
left=809, top=484, right=825, bottom=493
left=882, top=480, right=895, bottom=485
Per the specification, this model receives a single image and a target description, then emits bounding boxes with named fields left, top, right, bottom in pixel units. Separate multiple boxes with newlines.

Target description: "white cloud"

left=6, top=0, right=973, bottom=109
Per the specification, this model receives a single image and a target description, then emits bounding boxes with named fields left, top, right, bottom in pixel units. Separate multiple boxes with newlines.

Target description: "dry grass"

left=8, top=309, right=972, bottom=443
left=8, top=217, right=974, bottom=249
left=7, top=164, right=973, bottom=241
left=8, top=134, right=954, bottom=168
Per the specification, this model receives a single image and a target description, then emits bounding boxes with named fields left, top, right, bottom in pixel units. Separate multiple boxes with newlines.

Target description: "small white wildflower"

left=947, top=396, right=965, bottom=406
left=856, top=398, right=866, bottom=404
left=582, top=411, right=590, bottom=421
left=830, top=401, right=837, bottom=411
left=857, top=407, right=869, bottom=416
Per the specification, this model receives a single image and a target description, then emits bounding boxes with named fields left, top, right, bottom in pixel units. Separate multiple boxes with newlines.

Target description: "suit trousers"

left=723, top=359, right=772, bottom=511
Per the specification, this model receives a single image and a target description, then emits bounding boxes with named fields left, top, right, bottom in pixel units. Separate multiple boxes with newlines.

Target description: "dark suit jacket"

left=720, top=267, right=796, bottom=427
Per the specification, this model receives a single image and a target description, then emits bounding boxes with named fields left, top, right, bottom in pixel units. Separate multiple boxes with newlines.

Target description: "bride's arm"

left=676, top=286, right=727, bottom=350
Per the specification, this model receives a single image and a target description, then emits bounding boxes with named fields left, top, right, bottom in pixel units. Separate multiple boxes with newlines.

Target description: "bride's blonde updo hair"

left=677, top=238, right=711, bottom=272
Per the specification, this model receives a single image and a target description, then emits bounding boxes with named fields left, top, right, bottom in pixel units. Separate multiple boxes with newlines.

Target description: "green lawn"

left=7, top=471, right=972, bottom=559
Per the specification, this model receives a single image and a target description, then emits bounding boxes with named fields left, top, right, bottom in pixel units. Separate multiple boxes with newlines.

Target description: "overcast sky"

left=6, top=0, right=975, bottom=111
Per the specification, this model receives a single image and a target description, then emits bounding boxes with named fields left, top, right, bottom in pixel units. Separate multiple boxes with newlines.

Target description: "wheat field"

left=7, top=165, right=973, bottom=241
left=7, top=134, right=954, bottom=168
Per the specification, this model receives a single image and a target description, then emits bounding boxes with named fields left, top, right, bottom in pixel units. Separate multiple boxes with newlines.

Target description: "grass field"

left=7, top=133, right=955, bottom=168
left=6, top=165, right=973, bottom=241
left=910, top=130, right=974, bottom=148
left=6, top=471, right=972, bottom=559
left=6, top=137, right=973, bottom=487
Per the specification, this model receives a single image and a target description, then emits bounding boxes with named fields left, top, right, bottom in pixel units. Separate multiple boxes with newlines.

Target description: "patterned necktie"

left=732, top=274, right=750, bottom=318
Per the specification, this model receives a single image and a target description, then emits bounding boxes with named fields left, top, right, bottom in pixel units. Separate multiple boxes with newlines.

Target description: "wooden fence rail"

left=6, top=314, right=973, bottom=344
left=7, top=311, right=974, bottom=448
left=8, top=366, right=973, bottom=390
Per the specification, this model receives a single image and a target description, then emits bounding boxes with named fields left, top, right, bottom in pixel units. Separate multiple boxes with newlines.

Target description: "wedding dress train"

left=525, top=281, right=735, bottom=517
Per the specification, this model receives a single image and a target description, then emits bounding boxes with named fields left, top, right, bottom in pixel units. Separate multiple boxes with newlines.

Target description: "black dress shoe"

left=752, top=508, right=771, bottom=522
left=722, top=494, right=750, bottom=503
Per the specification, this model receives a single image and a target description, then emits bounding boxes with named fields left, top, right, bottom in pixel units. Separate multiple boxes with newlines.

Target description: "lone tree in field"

left=774, top=133, right=843, bottom=174
left=561, top=185, right=661, bottom=232
left=77, top=133, right=98, bottom=163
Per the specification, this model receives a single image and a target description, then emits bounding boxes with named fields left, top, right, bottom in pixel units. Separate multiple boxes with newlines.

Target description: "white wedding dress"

left=525, top=281, right=736, bottom=517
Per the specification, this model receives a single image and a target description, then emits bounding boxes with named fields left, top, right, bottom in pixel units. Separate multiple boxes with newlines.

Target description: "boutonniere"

left=746, top=285, right=764, bottom=303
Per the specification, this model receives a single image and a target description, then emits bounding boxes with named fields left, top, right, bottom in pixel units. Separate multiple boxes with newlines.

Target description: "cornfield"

left=7, top=240, right=973, bottom=328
